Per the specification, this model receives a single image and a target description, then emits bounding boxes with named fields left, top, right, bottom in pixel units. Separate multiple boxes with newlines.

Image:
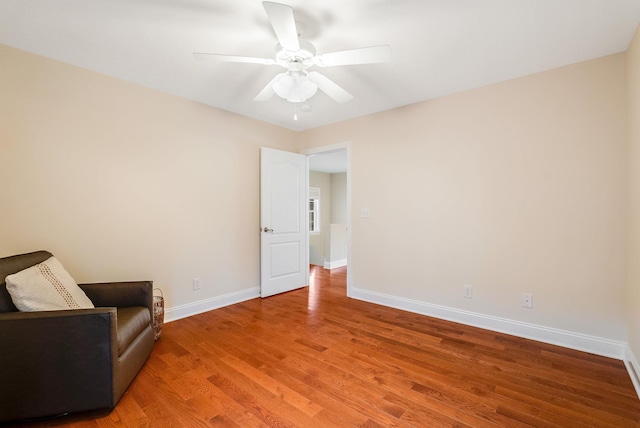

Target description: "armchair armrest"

left=0, top=309, right=118, bottom=421
left=79, top=281, right=153, bottom=312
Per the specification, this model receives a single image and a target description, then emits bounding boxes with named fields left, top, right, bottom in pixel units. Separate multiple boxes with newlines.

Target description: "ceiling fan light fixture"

left=272, top=74, right=293, bottom=98
left=272, top=72, right=318, bottom=103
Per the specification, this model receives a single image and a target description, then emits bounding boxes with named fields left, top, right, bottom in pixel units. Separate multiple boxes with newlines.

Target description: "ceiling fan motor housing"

left=276, top=40, right=316, bottom=69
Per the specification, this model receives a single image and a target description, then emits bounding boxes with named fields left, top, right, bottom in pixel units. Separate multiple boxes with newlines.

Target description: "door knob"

left=262, top=227, right=274, bottom=233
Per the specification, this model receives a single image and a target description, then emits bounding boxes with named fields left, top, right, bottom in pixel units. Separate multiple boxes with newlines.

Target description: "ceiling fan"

left=193, top=1, right=391, bottom=104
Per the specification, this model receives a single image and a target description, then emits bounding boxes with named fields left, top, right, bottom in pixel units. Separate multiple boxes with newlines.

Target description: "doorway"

left=303, top=143, right=351, bottom=295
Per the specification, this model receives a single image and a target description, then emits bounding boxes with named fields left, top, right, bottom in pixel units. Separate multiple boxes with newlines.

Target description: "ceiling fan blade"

left=262, top=2, right=300, bottom=52
left=314, top=45, right=392, bottom=67
left=254, top=74, right=283, bottom=101
left=308, top=71, right=353, bottom=104
left=193, top=52, right=276, bottom=65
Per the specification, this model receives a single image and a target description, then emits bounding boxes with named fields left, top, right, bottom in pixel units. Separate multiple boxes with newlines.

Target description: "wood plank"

left=11, top=265, right=640, bottom=427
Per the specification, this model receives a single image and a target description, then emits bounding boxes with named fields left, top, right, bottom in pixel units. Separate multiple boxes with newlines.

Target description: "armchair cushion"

left=117, top=306, right=151, bottom=356
left=5, top=256, right=94, bottom=311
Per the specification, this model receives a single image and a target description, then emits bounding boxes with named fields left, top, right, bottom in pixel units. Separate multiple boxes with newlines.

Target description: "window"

left=309, top=187, right=320, bottom=234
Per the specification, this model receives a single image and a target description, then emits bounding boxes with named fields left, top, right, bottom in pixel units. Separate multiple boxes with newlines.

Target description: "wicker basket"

left=153, top=288, right=164, bottom=341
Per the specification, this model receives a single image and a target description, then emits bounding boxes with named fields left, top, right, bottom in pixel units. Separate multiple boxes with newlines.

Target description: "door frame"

left=300, top=141, right=352, bottom=296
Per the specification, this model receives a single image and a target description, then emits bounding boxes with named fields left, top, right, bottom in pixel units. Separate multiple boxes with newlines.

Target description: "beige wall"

left=1, top=41, right=635, bottom=352
left=0, top=44, right=297, bottom=310
left=331, top=172, right=348, bottom=224
left=299, top=53, right=628, bottom=340
left=628, top=25, right=640, bottom=364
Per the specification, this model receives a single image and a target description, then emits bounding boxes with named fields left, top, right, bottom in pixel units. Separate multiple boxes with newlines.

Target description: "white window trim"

left=309, top=187, right=320, bottom=235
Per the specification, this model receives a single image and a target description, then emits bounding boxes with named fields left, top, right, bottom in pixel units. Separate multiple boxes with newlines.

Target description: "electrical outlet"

left=464, top=285, right=473, bottom=299
left=521, top=293, right=533, bottom=308
left=193, top=278, right=201, bottom=290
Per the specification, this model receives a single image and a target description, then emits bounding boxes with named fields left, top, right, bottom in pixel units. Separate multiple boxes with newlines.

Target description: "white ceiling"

left=2, top=0, right=640, bottom=132
left=309, top=150, right=347, bottom=173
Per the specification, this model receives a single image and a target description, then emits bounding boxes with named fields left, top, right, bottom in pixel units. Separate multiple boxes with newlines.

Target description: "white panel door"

left=260, top=147, right=308, bottom=297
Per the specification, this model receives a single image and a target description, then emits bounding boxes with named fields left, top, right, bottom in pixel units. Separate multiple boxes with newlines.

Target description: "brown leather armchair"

left=0, top=251, right=155, bottom=423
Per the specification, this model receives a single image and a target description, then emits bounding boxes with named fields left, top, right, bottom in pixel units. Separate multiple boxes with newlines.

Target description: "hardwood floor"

left=10, top=266, right=640, bottom=427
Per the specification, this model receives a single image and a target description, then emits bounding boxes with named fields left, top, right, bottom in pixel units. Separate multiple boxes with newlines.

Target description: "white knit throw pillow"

left=5, top=256, right=94, bottom=311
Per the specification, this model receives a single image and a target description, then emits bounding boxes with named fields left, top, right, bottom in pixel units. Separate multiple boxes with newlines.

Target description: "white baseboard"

left=324, top=258, right=347, bottom=269
left=625, top=345, right=640, bottom=399
left=349, top=287, right=626, bottom=360
left=164, top=287, right=260, bottom=323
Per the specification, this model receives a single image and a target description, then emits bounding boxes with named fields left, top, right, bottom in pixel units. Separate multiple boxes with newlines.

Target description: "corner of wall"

left=626, top=345, right=640, bottom=399
left=627, top=21, right=640, bottom=399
